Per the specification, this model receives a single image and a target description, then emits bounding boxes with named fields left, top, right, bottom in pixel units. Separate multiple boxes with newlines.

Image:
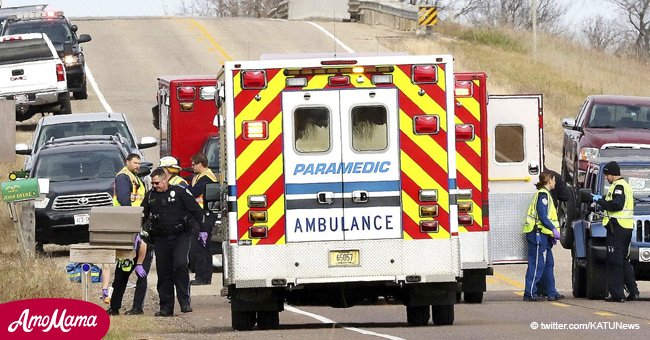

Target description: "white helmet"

left=159, top=156, right=181, bottom=171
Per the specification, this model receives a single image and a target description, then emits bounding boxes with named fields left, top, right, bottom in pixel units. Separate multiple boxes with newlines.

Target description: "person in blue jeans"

left=522, top=172, right=564, bottom=302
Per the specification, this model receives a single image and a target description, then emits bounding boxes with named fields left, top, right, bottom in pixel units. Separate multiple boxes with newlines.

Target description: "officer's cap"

left=603, top=161, right=620, bottom=176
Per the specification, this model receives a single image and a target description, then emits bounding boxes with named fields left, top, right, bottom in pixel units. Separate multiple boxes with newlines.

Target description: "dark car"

left=561, top=95, right=650, bottom=187
left=29, top=135, right=134, bottom=246
left=2, top=10, right=92, bottom=99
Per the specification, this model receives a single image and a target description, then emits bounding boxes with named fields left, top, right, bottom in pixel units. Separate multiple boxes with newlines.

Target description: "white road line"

left=306, top=21, right=356, bottom=53
left=285, top=305, right=406, bottom=340
left=84, top=64, right=113, bottom=113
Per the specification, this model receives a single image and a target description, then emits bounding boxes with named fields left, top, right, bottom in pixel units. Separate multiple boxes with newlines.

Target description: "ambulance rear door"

left=282, top=88, right=401, bottom=242
left=487, top=94, right=543, bottom=264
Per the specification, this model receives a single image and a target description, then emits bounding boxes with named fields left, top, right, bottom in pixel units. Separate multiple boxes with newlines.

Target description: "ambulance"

left=453, top=72, right=544, bottom=303
left=152, top=75, right=218, bottom=175
left=213, top=54, right=461, bottom=330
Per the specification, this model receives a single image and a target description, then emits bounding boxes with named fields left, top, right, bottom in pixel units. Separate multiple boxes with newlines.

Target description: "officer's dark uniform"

left=142, top=185, right=205, bottom=314
left=189, top=169, right=217, bottom=285
left=594, top=161, right=639, bottom=302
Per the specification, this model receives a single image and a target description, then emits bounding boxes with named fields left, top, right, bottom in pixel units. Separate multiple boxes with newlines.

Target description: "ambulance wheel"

left=572, top=254, right=586, bottom=298
left=431, top=304, right=454, bottom=326
left=464, top=292, right=483, bottom=304
left=586, top=240, right=607, bottom=300
left=559, top=187, right=577, bottom=249
left=231, top=310, right=256, bottom=331
left=406, top=306, right=430, bottom=326
left=256, top=311, right=279, bottom=330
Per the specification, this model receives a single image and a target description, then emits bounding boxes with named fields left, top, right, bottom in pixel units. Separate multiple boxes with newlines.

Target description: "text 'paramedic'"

left=294, top=161, right=391, bottom=175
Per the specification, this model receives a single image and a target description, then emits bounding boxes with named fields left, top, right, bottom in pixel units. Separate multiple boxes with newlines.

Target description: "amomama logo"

left=0, top=298, right=110, bottom=339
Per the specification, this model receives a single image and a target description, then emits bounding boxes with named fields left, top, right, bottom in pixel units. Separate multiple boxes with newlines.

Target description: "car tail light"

left=2, top=36, right=22, bottom=42
left=56, top=64, right=65, bottom=82
left=242, top=70, right=267, bottom=89
left=242, top=120, right=268, bottom=140
left=458, top=214, right=473, bottom=226
left=454, top=80, right=473, bottom=97
left=249, top=226, right=268, bottom=238
left=177, top=86, right=196, bottom=101
left=412, top=65, right=437, bottom=84
left=456, top=124, right=475, bottom=142
left=328, top=75, right=350, bottom=86
left=419, top=220, right=439, bottom=233
left=413, top=115, right=439, bottom=134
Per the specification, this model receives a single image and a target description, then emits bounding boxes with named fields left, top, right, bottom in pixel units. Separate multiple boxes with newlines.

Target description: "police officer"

left=522, top=171, right=563, bottom=302
left=593, top=161, right=639, bottom=302
left=188, top=153, right=217, bottom=285
left=142, top=167, right=206, bottom=316
left=160, top=156, right=189, bottom=188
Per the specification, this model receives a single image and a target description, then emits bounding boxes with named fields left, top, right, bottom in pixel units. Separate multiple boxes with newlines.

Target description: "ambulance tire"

left=406, top=305, right=430, bottom=326
left=586, top=240, right=607, bottom=300
left=572, top=254, right=587, bottom=298
left=256, top=311, right=280, bottom=330
left=231, top=310, right=256, bottom=331
left=463, top=292, right=483, bottom=304
left=431, top=304, right=454, bottom=326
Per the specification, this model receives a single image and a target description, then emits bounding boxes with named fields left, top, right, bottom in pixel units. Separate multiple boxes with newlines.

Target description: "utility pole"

left=532, top=0, right=537, bottom=61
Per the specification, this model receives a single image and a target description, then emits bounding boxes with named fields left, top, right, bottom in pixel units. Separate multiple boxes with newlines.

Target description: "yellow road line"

left=186, top=18, right=233, bottom=61
left=549, top=302, right=569, bottom=307
left=594, top=311, right=614, bottom=317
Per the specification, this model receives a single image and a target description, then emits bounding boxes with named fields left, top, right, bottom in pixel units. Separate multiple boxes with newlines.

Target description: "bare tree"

left=456, top=0, right=567, bottom=32
left=581, top=15, right=624, bottom=51
left=610, top=0, right=650, bottom=57
left=177, top=0, right=283, bottom=17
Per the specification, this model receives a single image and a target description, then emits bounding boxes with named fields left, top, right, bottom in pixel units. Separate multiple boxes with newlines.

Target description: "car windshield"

left=588, top=104, right=650, bottom=129
left=4, top=20, right=73, bottom=45
left=603, top=166, right=650, bottom=199
left=36, top=121, right=135, bottom=151
left=33, top=149, right=123, bottom=182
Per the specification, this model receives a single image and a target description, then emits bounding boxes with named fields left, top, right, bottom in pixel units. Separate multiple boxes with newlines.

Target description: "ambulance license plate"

left=74, top=213, right=90, bottom=225
left=329, top=250, right=360, bottom=267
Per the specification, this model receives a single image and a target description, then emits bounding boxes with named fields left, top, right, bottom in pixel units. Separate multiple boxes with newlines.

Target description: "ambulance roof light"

left=412, top=65, right=438, bottom=84
left=242, top=70, right=267, bottom=89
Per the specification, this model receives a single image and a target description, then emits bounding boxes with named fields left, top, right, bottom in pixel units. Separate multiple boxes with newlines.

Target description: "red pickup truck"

left=561, top=95, right=650, bottom=187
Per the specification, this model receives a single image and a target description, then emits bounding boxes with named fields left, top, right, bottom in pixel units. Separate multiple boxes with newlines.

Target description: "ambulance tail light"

left=458, top=214, right=473, bottom=226
left=455, top=124, right=475, bottom=142
left=328, top=75, right=350, bottom=86
left=454, top=80, right=473, bottom=97
left=177, top=86, right=196, bottom=101
left=371, top=74, right=393, bottom=84
left=55, top=64, right=65, bottom=82
left=249, top=226, right=268, bottom=239
left=458, top=201, right=473, bottom=213
left=249, top=211, right=268, bottom=223
left=242, top=70, right=267, bottom=89
left=248, top=195, right=267, bottom=208
left=419, top=189, right=438, bottom=202
left=413, top=115, right=439, bottom=135
left=412, top=65, right=438, bottom=84
left=286, top=77, right=308, bottom=87
left=419, top=220, right=439, bottom=233
left=242, top=120, right=268, bottom=140
left=420, top=205, right=439, bottom=217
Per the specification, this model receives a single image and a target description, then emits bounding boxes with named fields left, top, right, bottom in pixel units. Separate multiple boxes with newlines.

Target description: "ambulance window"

left=351, top=105, right=388, bottom=151
left=294, top=107, right=330, bottom=153
left=494, top=125, right=524, bottom=162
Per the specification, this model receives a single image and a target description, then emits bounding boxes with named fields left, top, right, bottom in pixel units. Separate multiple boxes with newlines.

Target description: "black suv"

left=29, top=135, right=139, bottom=246
left=2, top=11, right=91, bottom=99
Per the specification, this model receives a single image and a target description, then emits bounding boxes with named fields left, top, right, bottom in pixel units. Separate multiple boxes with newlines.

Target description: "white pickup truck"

left=0, top=33, right=70, bottom=121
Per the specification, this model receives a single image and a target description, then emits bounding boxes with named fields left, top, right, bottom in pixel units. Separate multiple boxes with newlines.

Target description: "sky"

left=2, top=0, right=182, bottom=17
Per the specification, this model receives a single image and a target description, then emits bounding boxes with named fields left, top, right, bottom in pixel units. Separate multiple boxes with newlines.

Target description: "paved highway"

left=60, top=17, right=650, bottom=339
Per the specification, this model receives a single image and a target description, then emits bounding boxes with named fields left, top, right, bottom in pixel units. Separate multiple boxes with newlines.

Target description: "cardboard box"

left=89, top=206, right=143, bottom=246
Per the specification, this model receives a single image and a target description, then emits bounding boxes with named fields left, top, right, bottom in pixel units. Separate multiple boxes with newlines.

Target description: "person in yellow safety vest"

left=113, top=153, right=145, bottom=207
left=159, top=156, right=189, bottom=188
left=592, top=161, right=639, bottom=302
left=522, top=172, right=563, bottom=302
left=188, top=152, right=217, bottom=285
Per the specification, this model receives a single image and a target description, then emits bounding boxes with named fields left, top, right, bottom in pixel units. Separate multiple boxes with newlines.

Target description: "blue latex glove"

left=199, top=232, right=208, bottom=247
left=101, top=288, right=109, bottom=300
left=592, top=194, right=602, bottom=202
left=134, top=233, right=142, bottom=250
left=134, top=264, right=147, bottom=278
left=552, top=228, right=561, bottom=240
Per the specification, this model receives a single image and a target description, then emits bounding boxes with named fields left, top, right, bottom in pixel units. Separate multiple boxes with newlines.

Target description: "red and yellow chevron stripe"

left=455, top=74, right=488, bottom=232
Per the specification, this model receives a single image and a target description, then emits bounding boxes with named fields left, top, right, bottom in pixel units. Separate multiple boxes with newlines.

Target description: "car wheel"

left=73, top=80, right=88, bottom=100
left=572, top=252, right=587, bottom=298
left=559, top=187, right=577, bottom=249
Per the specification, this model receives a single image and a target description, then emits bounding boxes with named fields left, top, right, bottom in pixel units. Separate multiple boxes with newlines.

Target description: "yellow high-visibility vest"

left=603, top=178, right=634, bottom=229
left=522, top=188, right=559, bottom=236
left=192, top=169, right=217, bottom=208
left=113, top=166, right=145, bottom=207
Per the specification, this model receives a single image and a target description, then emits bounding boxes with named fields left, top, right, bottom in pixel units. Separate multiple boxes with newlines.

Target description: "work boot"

left=106, top=308, right=119, bottom=316
left=523, top=296, right=546, bottom=302
left=547, top=294, right=565, bottom=301
left=181, top=305, right=193, bottom=313
left=155, top=310, right=174, bottom=317
left=190, top=279, right=210, bottom=286
left=626, top=293, right=639, bottom=301
left=124, top=308, right=144, bottom=315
